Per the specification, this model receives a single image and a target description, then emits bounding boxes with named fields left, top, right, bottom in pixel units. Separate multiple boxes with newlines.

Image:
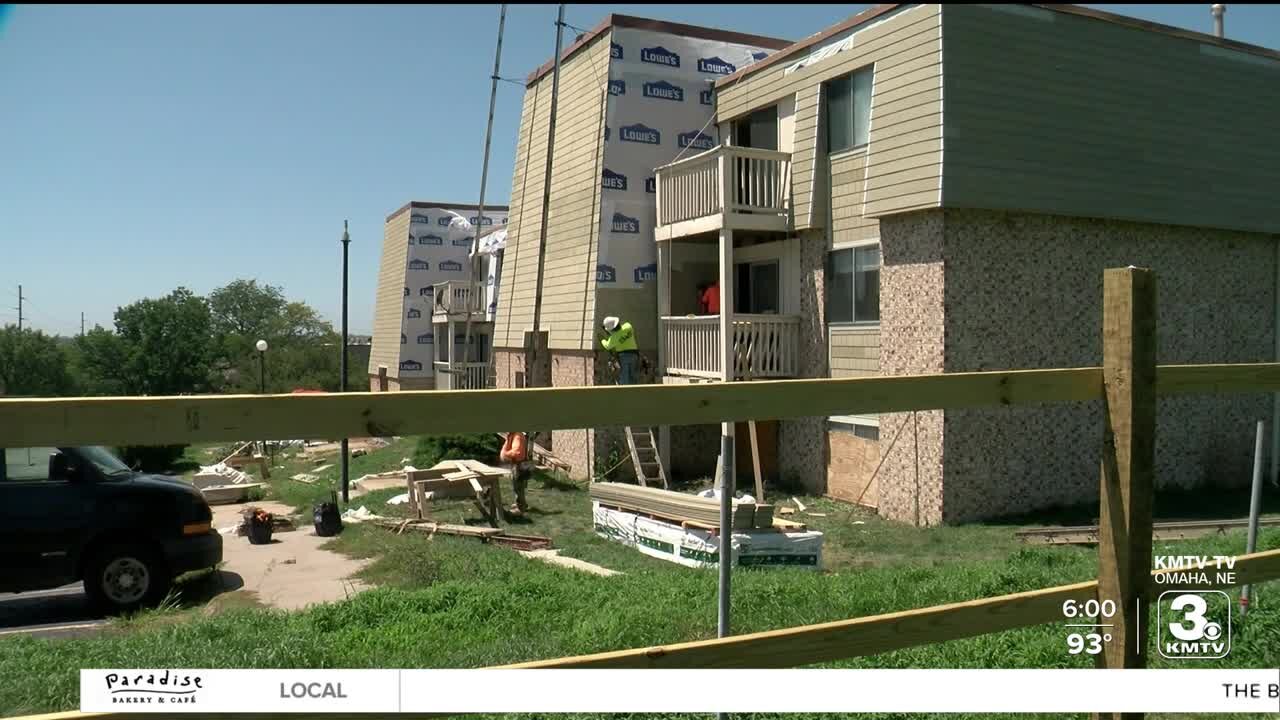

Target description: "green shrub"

left=412, top=434, right=502, bottom=468
left=118, top=444, right=188, bottom=473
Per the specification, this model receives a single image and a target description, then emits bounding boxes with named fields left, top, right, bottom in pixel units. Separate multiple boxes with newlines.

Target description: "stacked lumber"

left=590, top=483, right=764, bottom=530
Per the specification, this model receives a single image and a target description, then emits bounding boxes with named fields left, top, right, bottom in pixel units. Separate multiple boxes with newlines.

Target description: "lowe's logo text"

left=620, top=123, right=661, bottom=145
left=609, top=79, right=625, bottom=96
left=634, top=263, right=657, bottom=283
left=612, top=213, right=640, bottom=234
left=416, top=333, right=433, bottom=344
left=410, top=214, right=430, bottom=224
left=408, top=259, right=429, bottom=270
left=437, top=216, right=453, bottom=226
left=400, top=360, right=423, bottom=372
left=452, top=237, right=473, bottom=247
left=610, top=42, right=623, bottom=60
left=469, top=216, right=494, bottom=226
left=752, top=51, right=769, bottom=61
left=602, top=169, right=628, bottom=191
left=643, top=80, right=683, bottom=102
left=700, top=89, right=713, bottom=106
left=597, top=264, right=617, bottom=283
left=678, top=130, right=715, bottom=150
left=644, top=177, right=656, bottom=194
left=698, top=56, right=736, bottom=75
left=641, top=46, right=680, bottom=68
left=419, top=234, right=443, bottom=246
left=439, top=260, right=463, bottom=272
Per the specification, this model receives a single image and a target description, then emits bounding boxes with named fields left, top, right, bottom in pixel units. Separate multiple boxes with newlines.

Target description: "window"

left=827, top=245, right=880, bottom=323
left=734, top=260, right=780, bottom=314
left=3, top=447, right=83, bottom=483
left=825, top=67, right=873, bottom=153
left=733, top=105, right=778, bottom=151
left=828, top=416, right=879, bottom=439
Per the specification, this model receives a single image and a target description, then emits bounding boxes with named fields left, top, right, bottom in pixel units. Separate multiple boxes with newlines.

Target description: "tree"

left=0, top=326, right=76, bottom=396
left=112, top=287, right=215, bottom=396
left=70, top=327, right=130, bottom=396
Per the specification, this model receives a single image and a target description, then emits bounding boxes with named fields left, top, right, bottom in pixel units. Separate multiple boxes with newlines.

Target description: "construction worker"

left=501, top=432, right=531, bottom=516
left=600, top=316, right=639, bottom=385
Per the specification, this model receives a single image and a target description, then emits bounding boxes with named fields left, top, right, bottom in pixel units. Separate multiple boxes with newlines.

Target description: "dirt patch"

left=212, top=502, right=371, bottom=610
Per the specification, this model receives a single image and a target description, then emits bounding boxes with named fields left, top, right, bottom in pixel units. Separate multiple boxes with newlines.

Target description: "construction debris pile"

left=589, top=483, right=823, bottom=570
left=191, top=462, right=265, bottom=505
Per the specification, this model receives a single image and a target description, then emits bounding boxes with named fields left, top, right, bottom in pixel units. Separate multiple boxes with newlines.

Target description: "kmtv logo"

left=698, top=56, right=736, bottom=75
left=612, top=212, right=640, bottom=234
left=699, top=89, right=713, bottom=106
left=641, top=46, right=680, bottom=68
left=644, top=176, right=656, bottom=194
left=1158, top=591, right=1232, bottom=660
left=608, top=79, right=626, bottom=96
left=602, top=168, right=628, bottom=191
left=597, top=264, right=617, bottom=283
left=642, top=80, right=683, bottom=102
left=634, top=263, right=657, bottom=283
left=418, top=234, right=444, bottom=246
left=610, top=42, right=623, bottom=60
left=620, top=123, right=661, bottom=145
left=410, top=214, right=430, bottom=224
left=678, top=129, right=716, bottom=150
left=408, top=259, right=429, bottom=270
left=439, top=260, right=463, bottom=272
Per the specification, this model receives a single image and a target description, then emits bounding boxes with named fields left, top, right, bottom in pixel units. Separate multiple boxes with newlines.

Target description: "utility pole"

left=529, top=4, right=565, bottom=383
left=81, top=312, right=85, bottom=336
left=15, top=285, right=23, bottom=331
left=340, top=220, right=351, bottom=504
left=461, top=3, right=507, bottom=388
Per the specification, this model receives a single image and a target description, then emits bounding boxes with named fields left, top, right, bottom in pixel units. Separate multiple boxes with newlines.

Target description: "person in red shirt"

left=701, top=280, right=721, bottom=315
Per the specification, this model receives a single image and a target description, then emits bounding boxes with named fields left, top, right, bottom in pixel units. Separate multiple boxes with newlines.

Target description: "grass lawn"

left=1, top=439, right=1277, bottom=718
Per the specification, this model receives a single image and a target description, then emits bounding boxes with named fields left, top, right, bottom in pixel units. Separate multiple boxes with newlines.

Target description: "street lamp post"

left=256, top=339, right=269, bottom=461
left=340, top=220, right=351, bottom=504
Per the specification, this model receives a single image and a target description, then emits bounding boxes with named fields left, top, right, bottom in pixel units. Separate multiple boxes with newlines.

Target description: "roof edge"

left=715, top=4, right=901, bottom=88
left=716, top=2, right=1280, bottom=89
left=525, top=13, right=792, bottom=87
left=386, top=201, right=511, bottom=223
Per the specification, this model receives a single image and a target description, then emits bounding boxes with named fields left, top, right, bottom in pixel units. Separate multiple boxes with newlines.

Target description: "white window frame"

left=827, top=414, right=879, bottom=436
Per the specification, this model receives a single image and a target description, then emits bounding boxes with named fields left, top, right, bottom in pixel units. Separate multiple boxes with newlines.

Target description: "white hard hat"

left=602, top=316, right=620, bottom=332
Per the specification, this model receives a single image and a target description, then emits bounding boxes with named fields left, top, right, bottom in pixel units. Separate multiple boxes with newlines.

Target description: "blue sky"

left=2, top=4, right=1277, bottom=336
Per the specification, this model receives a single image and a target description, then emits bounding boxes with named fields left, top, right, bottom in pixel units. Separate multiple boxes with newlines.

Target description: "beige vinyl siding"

left=829, top=150, right=880, bottom=245
left=367, top=210, right=412, bottom=379
left=495, top=32, right=609, bottom=351
left=942, top=4, right=1280, bottom=234
left=718, top=4, right=943, bottom=228
left=829, top=325, right=880, bottom=378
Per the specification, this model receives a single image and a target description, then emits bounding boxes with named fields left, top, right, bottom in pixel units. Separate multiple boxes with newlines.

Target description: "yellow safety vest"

left=601, top=322, right=638, bottom=353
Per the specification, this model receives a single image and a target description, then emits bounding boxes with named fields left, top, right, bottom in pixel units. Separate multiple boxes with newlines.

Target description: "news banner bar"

left=81, top=669, right=1280, bottom=713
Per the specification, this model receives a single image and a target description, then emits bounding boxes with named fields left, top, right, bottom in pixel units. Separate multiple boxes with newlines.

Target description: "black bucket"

left=247, top=520, right=273, bottom=545
left=314, top=491, right=343, bottom=537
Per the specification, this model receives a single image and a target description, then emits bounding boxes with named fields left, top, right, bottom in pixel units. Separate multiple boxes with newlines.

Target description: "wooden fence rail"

left=7, top=364, right=1280, bottom=448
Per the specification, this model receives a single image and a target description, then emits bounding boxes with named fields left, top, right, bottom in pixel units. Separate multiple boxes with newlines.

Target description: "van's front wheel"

left=84, top=543, right=169, bottom=614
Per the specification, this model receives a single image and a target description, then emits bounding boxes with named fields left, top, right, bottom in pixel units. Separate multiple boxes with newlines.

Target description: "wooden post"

left=1094, top=267, right=1156, bottom=720
left=657, top=239, right=673, bottom=479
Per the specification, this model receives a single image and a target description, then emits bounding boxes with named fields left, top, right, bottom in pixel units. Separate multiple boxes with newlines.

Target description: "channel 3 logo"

left=1158, top=590, right=1230, bottom=660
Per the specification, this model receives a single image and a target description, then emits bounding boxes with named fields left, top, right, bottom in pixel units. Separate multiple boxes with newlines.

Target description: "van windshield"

left=74, top=446, right=133, bottom=477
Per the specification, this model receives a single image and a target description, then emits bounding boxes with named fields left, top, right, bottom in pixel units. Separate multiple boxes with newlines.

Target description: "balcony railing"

left=661, top=314, right=800, bottom=380
left=433, top=361, right=489, bottom=390
left=655, top=146, right=792, bottom=235
left=432, top=280, right=484, bottom=317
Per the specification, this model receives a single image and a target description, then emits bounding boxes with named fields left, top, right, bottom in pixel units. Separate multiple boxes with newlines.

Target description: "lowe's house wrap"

left=598, top=28, right=775, bottom=289
left=397, top=206, right=508, bottom=379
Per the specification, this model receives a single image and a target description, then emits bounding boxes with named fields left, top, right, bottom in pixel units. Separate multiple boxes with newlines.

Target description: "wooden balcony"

left=661, top=314, right=800, bottom=381
left=433, top=361, right=489, bottom=390
left=654, top=146, right=792, bottom=242
left=432, top=280, right=485, bottom=320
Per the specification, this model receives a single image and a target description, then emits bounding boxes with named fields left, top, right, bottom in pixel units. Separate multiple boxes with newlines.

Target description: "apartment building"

left=368, top=201, right=509, bottom=392
left=492, top=15, right=791, bottom=478
left=653, top=3, right=1280, bottom=524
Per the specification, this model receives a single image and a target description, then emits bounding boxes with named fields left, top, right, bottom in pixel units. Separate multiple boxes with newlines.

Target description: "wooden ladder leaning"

left=624, top=426, right=669, bottom=489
